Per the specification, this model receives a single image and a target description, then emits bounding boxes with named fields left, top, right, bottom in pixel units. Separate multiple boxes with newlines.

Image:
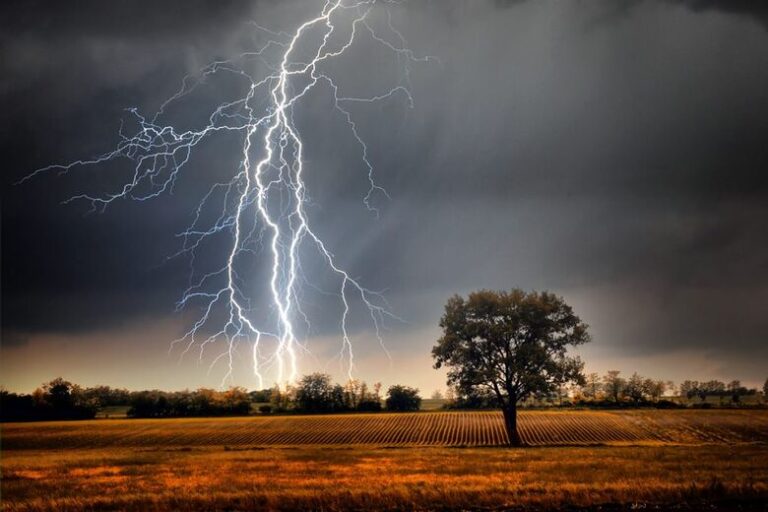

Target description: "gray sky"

left=2, top=0, right=767, bottom=393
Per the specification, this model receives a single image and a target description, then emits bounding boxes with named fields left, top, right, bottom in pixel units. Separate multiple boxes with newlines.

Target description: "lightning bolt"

left=21, top=0, right=432, bottom=388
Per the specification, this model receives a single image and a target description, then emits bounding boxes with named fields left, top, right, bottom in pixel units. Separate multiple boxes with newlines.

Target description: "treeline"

left=444, top=371, right=764, bottom=409
left=584, top=372, right=758, bottom=406
left=0, top=378, right=102, bottom=421
left=678, top=379, right=758, bottom=405
left=127, top=388, right=251, bottom=418
left=130, top=373, right=421, bottom=417
left=265, top=373, right=421, bottom=414
left=3, top=373, right=763, bottom=421
left=0, top=378, right=253, bottom=421
left=1, top=374, right=423, bottom=421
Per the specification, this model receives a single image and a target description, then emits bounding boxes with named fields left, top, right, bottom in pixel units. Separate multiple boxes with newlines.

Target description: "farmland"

left=3, top=409, right=767, bottom=449
left=2, top=410, right=767, bottom=511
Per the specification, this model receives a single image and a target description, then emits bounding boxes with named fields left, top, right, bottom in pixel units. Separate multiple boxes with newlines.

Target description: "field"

left=2, top=410, right=767, bottom=511
left=4, top=409, right=767, bottom=449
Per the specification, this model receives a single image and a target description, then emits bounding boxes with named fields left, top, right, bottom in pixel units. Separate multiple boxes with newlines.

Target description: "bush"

left=258, top=405, right=272, bottom=414
left=385, top=385, right=421, bottom=411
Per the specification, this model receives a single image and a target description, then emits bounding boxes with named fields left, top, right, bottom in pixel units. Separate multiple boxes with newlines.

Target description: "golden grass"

left=2, top=410, right=767, bottom=510
left=2, top=445, right=766, bottom=511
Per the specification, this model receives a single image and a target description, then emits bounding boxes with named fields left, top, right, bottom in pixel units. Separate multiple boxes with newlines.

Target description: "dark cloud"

left=2, top=0, right=767, bottom=385
left=672, top=0, right=768, bottom=29
left=0, top=0, right=257, bottom=37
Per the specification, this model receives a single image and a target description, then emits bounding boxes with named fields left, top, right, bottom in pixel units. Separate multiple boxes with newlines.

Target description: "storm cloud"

left=2, top=0, right=767, bottom=391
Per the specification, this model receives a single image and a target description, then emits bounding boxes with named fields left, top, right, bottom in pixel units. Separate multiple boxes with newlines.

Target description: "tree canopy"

left=433, top=289, right=589, bottom=445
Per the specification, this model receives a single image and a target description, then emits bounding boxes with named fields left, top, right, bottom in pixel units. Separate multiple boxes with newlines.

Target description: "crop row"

left=3, top=410, right=766, bottom=450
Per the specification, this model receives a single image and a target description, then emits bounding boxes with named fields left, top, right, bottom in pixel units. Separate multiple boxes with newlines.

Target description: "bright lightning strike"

left=21, top=0, right=432, bottom=388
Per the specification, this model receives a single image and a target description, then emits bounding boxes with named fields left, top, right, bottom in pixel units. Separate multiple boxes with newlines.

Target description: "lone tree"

left=432, top=289, right=589, bottom=446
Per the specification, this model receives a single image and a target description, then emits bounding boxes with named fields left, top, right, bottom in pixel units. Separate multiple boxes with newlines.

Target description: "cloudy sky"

left=2, top=0, right=767, bottom=393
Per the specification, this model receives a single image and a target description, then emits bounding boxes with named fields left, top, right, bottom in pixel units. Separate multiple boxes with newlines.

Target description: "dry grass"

left=2, top=410, right=767, bottom=511
left=2, top=445, right=766, bottom=511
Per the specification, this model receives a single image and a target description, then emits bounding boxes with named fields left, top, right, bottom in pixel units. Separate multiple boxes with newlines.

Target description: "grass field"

left=2, top=410, right=767, bottom=511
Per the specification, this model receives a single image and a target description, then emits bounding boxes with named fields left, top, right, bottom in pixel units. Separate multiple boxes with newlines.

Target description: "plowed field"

left=3, top=409, right=767, bottom=449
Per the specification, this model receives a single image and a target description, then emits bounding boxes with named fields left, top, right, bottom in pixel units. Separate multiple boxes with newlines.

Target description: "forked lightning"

left=21, top=1, right=431, bottom=387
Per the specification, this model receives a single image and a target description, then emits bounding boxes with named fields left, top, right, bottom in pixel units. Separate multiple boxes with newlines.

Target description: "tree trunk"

left=502, top=405, right=522, bottom=446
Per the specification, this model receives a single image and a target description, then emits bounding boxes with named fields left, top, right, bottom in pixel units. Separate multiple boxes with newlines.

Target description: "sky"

left=2, top=0, right=767, bottom=394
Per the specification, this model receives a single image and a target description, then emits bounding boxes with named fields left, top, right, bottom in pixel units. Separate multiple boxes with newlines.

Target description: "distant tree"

left=727, top=380, right=740, bottom=404
left=433, top=289, right=589, bottom=445
left=295, top=373, right=345, bottom=413
left=679, top=380, right=699, bottom=401
left=385, top=385, right=421, bottom=411
left=81, top=385, right=130, bottom=407
left=554, top=383, right=570, bottom=406
left=602, top=371, right=626, bottom=403
left=570, top=384, right=585, bottom=404
left=356, top=394, right=382, bottom=412
left=127, top=387, right=253, bottom=418
left=190, top=388, right=217, bottom=415
left=269, top=385, right=296, bottom=413
left=725, top=380, right=752, bottom=404
left=764, top=378, right=768, bottom=400
left=43, top=378, right=75, bottom=410
left=582, top=372, right=601, bottom=401
left=343, top=379, right=364, bottom=409
left=249, top=389, right=273, bottom=403
left=40, top=378, right=97, bottom=419
left=127, top=391, right=167, bottom=418
left=624, top=373, right=646, bottom=404
left=703, top=380, right=725, bottom=394
left=450, top=386, right=499, bottom=409
left=354, top=381, right=382, bottom=411
left=430, top=390, right=444, bottom=401
left=221, top=387, right=252, bottom=415
left=340, top=379, right=381, bottom=411
left=31, top=387, right=47, bottom=407
left=701, top=380, right=726, bottom=404
left=643, top=379, right=666, bottom=402
left=0, top=390, right=36, bottom=421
